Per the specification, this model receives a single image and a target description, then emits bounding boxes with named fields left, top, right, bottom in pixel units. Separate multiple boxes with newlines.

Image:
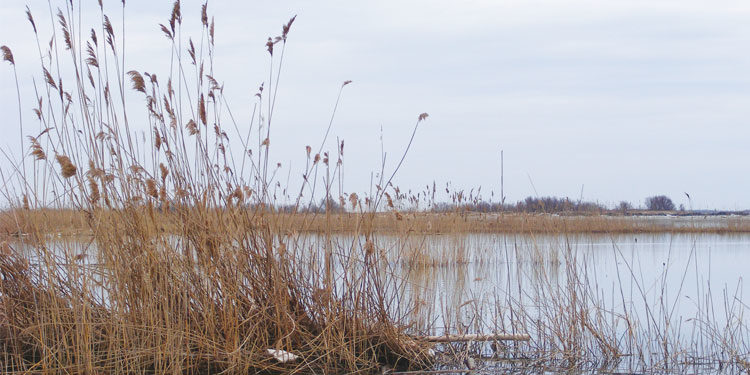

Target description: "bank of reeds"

left=0, top=2, right=435, bottom=373
left=4, top=209, right=749, bottom=239
left=2, top=2, right=750, bottom=374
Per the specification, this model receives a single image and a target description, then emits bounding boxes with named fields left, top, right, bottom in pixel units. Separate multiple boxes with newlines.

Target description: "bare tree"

left=618, top=201, right=632, bottom=213
left=645, top=195, right=675, bottom=211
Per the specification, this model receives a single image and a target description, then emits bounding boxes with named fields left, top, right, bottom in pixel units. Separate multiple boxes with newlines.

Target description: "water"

left=13, top=230, right=750, bottom=372
left=394, top=233, right=748, bottom=329
left=379, top=232, right=750, bottom=372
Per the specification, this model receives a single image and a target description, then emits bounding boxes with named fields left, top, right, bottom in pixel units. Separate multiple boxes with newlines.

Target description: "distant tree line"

left=430, top=194, right=679, bottom=214
left=273, top=194, right=680, bottom=214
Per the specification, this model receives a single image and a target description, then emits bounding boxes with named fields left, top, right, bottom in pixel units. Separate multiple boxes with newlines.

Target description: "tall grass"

left=0, top=2, right=433, bottom=373
left=2, top=2, right=750, bottom=375
left=4, top=210, right=749, bottom=239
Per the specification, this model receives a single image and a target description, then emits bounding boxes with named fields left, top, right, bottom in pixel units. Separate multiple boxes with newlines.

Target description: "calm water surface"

left=17, top=229, right=750, bottom=372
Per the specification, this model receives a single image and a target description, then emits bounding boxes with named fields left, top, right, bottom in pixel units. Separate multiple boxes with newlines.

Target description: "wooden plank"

left=419, top=333, right=530, bottom=343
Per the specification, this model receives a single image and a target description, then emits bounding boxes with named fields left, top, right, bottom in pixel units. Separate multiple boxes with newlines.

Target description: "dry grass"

left=4, top=209, right=749, bottom=239
left=0, top=2, right=435, bottom=373
left=1, top=2, right=749, bottom=374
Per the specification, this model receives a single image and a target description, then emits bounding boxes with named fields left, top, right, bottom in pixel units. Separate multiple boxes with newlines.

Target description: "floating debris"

left=266, top=348, right=299, bottom=363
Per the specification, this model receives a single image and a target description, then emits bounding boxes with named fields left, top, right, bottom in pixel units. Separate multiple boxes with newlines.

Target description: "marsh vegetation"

left=1, top=2, right=748, bottom=374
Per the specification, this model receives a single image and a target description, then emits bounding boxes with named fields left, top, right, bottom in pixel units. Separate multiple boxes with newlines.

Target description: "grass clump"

left=0, top=2, right=434, bottom=373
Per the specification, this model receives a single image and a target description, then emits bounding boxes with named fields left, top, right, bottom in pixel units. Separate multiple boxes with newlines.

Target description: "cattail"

left=1, top=45, right=14, bottom=65
left=313, top=153, right=320, bottom=164
left=146, top=179, right=158, bottom=198
left=22, top=195, right=29, bottom=210
left=127, top=71, right=146, bottom=93
left=55, top=155, right=77, bottom=178
left=306, top=145, right=311, bottom=157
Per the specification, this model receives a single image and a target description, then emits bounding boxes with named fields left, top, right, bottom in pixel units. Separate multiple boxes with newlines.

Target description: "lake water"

left=14, top=230, right=750, bottom=372
left=376, top=232, right=750, bottom=372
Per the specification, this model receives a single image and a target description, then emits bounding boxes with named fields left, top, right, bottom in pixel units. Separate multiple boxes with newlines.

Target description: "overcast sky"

left=2, top=0, right=750, bottom=209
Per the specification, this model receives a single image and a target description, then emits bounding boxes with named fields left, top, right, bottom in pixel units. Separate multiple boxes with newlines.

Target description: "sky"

left=1, top=0, right=750, bottom=210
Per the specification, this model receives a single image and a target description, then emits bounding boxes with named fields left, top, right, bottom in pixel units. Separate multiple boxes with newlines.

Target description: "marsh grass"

left=0, top=2, right=435, bottom=373
left=4, top=209, right=748, bottom=240
left=1, top=2, right=750, bottom=375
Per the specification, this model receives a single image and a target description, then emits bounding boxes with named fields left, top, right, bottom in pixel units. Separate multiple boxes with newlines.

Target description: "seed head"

left=55, top=155, right=77, bottom=178
left=88, top=178, right=100, bottom=203
left=1, top=46, right=14, bottom=65
left=127, top=70, right=146, bottom=93
left=146, top=179, right=158, bottom=198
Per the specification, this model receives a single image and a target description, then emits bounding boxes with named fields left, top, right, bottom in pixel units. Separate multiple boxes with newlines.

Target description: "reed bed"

left=0, top=2, right=434, bottom=373
left=1, top=2, right=749, bottom=374
left=4, top=209, right=750, bottom=239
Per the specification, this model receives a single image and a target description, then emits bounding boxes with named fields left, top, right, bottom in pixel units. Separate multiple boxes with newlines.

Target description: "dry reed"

left=1, top=2, right=749, bottom=374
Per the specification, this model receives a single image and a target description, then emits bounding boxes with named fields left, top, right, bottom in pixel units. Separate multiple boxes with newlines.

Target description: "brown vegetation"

left=0, top=2, right=435, bottom=373
left=1, top=2, right=749, bottom=374
left=3, top=209, right=749, bottom=239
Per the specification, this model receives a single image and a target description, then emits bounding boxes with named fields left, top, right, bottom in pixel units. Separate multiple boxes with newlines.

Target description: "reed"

left=0, top=2, right=434, bottom=373
left=4, top=209, right=749, bottom=239
left=1, top=2, right=749, bottom=374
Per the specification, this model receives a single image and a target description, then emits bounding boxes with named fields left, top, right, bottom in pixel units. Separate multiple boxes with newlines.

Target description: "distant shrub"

left=645, top=195, right=675, bottom=211
left=515, top=196, right=604, bottom=213
left=618, top=201, right=632, bottom=213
